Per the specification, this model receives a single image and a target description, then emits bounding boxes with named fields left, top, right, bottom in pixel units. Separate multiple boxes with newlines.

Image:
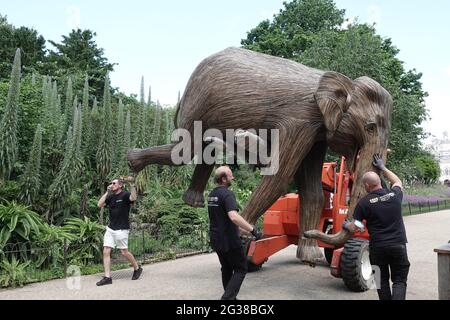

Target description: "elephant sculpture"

left=127, top=47, right=393, bottom=262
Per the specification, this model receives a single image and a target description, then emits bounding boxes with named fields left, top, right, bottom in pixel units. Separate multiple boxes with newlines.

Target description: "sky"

left=1, top=0, right=449, bottom=142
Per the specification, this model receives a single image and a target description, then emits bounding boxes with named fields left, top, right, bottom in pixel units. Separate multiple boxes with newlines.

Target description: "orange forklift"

left=245, top=157, right=375, bottom=292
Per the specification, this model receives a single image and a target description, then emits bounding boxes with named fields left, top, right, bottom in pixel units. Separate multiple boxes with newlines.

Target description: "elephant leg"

left=241, top=126, right=318, bottom=224
left=295, top=140, right=327, bottom=263
left=127, top=143, right=182, bottom=173
left=183, top=163, right=215, bottom=207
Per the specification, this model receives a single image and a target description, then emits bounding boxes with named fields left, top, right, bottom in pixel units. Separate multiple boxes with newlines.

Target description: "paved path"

left=1, top=210, right=449, bottom=300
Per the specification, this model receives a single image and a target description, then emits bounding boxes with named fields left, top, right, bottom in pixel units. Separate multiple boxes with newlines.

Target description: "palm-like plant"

left=62, top=217, right=104, bottom=265
left=32, top=223, right=76, bottom=268
left=0, top=257, right=30, bottom=288
left=0, top=201, right=44, bottom=248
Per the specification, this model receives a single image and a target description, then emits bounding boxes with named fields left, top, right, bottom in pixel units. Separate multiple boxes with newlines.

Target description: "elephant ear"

left=314, top=72, right=354, bottom=138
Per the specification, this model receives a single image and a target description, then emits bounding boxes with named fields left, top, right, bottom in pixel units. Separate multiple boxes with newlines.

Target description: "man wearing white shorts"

left=96, top=178, right=142, bottom=286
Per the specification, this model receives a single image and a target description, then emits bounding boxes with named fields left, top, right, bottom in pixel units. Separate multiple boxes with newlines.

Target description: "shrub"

left=0, top=201, right=44, bottom=248
left=0, top=257, right=30, bottom=288
left=62, top=217, right=104, bottom=265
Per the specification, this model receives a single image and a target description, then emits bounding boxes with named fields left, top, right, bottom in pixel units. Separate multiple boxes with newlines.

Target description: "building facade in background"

left=429, top=132, right=450, bottom=183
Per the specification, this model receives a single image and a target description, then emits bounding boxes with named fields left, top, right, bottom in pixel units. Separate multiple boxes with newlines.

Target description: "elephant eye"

left=364, top=122, right=377, bottom=134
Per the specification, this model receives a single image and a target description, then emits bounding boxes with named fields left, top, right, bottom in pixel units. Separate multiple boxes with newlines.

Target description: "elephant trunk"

left=304, top=136, right=388, bottom=247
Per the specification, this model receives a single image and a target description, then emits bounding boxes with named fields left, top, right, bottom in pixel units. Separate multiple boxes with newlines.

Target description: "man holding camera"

left=96, top=177, right=142, bottom=286
left=207, top=166, right=262, bottom=300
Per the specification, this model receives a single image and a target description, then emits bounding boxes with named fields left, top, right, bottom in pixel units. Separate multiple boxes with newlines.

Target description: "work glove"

left=372, top=154, right=386, bottom=171
left=342, top=219, right=364, bottom=233
left=251, top=227, right=263, bottom=240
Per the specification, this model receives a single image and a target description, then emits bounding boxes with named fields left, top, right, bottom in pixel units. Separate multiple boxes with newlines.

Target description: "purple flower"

left=403, top=194, right=443, bottom=205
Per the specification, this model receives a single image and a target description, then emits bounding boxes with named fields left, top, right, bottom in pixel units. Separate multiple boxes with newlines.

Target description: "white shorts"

left=103, top=227, right=129, bottom=249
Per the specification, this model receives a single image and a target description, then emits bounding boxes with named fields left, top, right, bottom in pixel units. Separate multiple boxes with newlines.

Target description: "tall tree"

left=0, top=48, right=21, bottom=179
left=241, top=0, right=344, bottom=59
left=241, top=0, right=431, bottom=181
left=46, top=29, right=115, bottom=97
left=0, top=15, right=46, bottom=79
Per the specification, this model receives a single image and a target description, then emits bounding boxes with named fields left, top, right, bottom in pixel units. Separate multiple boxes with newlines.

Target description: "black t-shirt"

left=354, top=186, right=407, bottom=248
left=105, top=191, right=133, bottom=230
left=207, top=186, right=241, bottom=252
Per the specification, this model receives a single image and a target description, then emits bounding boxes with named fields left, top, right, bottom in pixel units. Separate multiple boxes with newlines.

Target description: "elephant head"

left=305, top=71, right=393, bottom=246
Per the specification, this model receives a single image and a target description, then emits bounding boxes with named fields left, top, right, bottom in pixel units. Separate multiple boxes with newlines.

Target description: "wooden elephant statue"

left=127, top=47, right=392, bottom=262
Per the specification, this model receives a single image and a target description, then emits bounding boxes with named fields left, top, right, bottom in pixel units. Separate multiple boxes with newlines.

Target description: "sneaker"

left=96, top=277, right=112, bottom=286
left=132, top=266, right=143, bottom=280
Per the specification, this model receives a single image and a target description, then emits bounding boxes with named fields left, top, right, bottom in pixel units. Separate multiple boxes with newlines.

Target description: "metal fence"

left=402, top=199, right=450, bottom=216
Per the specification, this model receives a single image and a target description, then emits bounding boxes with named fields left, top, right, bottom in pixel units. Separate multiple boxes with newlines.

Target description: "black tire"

left=324, top=248, right=334, bottom=265
left=340, top=238, right=373, bottom=292
left=247, top=258, right=263, bottom=272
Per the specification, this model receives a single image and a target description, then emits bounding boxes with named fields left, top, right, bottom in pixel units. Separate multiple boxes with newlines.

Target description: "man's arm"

left=98, top=190, right=110, bottom=208
left=228, top=210, right=255, bottom=233
left=373, top=154, right=402, bottom=190
left=381, top=167, right=402, bottom=190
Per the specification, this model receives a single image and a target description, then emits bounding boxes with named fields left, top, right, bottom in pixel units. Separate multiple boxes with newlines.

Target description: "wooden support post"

left=434, top=243, right=450, bottom=300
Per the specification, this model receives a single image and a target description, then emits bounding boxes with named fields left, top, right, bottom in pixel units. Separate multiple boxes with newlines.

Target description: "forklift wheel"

left=340, top=238, right=373, bottom=292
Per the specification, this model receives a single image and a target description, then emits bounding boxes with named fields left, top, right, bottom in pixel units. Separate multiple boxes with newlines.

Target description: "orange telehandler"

left=245, top=157, right=375, bottom=292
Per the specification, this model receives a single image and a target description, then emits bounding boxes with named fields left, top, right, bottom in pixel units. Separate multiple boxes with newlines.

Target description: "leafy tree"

left=0, top=48, right=21, bottom=179
left=412, top=151, right=440, bottom=185
left=46, top=29, right=115, bottom=98
left=241, top=0, right=430, bottom=183
left=241, top=0, right=344, bottom=58
left=0, top=15, right=46, bottom=79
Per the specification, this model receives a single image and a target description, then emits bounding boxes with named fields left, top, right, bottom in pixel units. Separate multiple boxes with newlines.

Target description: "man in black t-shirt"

left=345, top=154, right=410, bottom=300
left=96, top=178, right=142, bottom=286
left=208, top=166, right=262, bottom=300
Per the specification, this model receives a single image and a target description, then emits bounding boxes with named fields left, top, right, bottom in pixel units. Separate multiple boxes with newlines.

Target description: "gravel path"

left=1, top=210, right=449, bottom=300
